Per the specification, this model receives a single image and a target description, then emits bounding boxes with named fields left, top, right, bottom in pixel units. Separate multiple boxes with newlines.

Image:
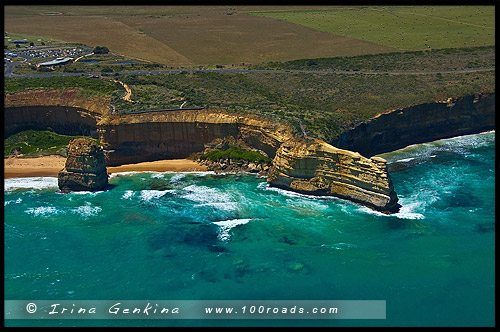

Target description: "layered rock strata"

left=97, top=110, right=293, bottom=166
left=268, top=137, right=400, bottom=213
left=4, top=89, right=109, bottom=138
left=58, top=138, right=108, bottom=192
left=336, top=93, right=495, bottom=157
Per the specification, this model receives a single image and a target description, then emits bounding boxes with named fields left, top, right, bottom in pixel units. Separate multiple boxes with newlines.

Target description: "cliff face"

left=4, top=89, right=109, bottom=138
left=336, top=93, right=495, bottom=157
left=58, top=138, right=108, bottom=192
left=268, top=137, right=400, bottom=213
left=97, top=110, right=293, bottom=166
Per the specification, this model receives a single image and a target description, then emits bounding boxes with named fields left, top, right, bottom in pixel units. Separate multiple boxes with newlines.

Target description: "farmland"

left=4, top=6, right=494, bottom=66
left=4, top=6, right=496, bottom=143
left=4, top=5, right=394, bottom=66
left=250, top=6, right=495, bottom=50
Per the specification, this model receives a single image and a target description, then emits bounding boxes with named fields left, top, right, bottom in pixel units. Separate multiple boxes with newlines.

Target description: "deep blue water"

left=4, top=131, right=495, bottom=327
left=79, top=60, right=102, bottom=63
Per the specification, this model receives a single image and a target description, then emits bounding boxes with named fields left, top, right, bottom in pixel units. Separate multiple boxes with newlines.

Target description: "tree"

left=29, top=41, right=34, bottom=47
left=93, top=46, right=109, bottom=54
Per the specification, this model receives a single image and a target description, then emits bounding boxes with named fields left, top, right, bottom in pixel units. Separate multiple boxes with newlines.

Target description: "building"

left=38, top=57, right=73, bottom=67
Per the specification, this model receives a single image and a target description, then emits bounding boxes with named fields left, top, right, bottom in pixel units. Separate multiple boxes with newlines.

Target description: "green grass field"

left=249, top=6, right=495, bottom=50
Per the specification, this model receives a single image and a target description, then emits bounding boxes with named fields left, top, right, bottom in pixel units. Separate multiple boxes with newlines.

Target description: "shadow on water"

left=147, top=221, right=221, bottom=253
left=473, top=222, right=495, bottom=233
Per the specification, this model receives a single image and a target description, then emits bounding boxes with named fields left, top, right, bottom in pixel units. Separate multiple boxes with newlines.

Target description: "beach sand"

left=4, top=155, right=207, bottom=179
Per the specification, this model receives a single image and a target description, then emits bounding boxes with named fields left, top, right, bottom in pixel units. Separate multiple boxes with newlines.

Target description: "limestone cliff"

left=58, top=138, right=108, bottom=192
left=4, top=89, right=110, bottom=138
left=97, top=110, right=293, bottom=166
left=268, top=137, right=400, bottom=213
left=335, top=93, right=495, bottom=157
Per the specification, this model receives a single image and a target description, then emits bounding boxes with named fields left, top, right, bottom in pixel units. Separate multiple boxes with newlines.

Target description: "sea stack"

left=58, top=138, right=108, bottom=192
left=268, top=137, right=400, bottom=213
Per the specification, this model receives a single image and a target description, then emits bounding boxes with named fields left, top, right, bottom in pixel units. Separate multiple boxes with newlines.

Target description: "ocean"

left=4, top=131, right=495, bottom=327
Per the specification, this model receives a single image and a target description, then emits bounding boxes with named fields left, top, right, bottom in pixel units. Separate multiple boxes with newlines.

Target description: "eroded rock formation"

left=268, top=137, right=400, bottom=213
left=4, top=89, right=110, bottom=138
left=336, top=93, right=495, bottom=157
left=6, top=89, right=496, bottom=211
left=58, top=138, right=108, bottom=192
left=97, top=110, right=293, bottom=166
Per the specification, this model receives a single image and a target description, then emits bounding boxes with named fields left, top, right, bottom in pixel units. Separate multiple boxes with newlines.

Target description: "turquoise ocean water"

left=4, top=131, right=495, bottom=327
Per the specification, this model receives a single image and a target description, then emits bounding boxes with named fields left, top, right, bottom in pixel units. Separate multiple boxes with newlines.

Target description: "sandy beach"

left=4, top=155, right=207, bottom=179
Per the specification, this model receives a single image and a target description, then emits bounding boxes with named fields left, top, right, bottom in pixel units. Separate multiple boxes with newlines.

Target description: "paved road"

left=3, top=67, right=496, bottom=78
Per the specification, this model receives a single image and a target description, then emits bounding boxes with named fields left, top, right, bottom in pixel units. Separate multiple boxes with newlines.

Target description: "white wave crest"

left=122, top=190, right=135, bottom=200
left=213, top=218, right=252, bottom=241
left=5, top=177, right=58, bottom=191
left=356, top=201, right=425, bottom=220
left=170, top=173, right=186, bottom=182
left=25, top=206, right=61, bottom=217
left=139, top=190, right=172, bottom=202
left=180, top=185, right=233, bottom=204
left=151, top=172, right=165, bottom=179
left=195, top=202, right=239, bottom=211
left=396, top=157, right=416, bottom=163
left=5, top=198, right=23, bottom=206
left=71, top=202, right=102, bottom=218
left=108, top=171, right=143, bottom=179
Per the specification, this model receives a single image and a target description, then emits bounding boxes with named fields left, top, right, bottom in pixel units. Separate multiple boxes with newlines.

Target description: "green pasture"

left=249, top=6, right=495, bottom=50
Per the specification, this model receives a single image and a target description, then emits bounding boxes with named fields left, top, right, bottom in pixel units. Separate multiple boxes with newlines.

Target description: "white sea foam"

left=180, top=185, right=232, bottom=204
left=396, top=157, right=416, bottom=163
left=122, top=190, right=135, bottom=200
left=321, top=242, right=356, bottom=250
left=4, top=177, right=58, bottom=191
left=139, top=190, right=173, bottom=202
left=264, top=184, right=342, bottom=206
left=151, top=172, right=165, bottom=179
left=212, top=218, right=252, bottom=241
left=108, top=171, right=143, bottom=179
left=25, top=206, right=61, bottom=217
left=257, top=182, right=268, bottom=190
left=169, top=173, right=186, bottom=182
left=180, top=185, right=240, bottom=211
left=71, top=202, right=102, bottom=218
left=67, top=190, right=103, bottom=196
left=356, top=199, right=425, bottom=220
left=196, top=202, right=239, bottom=211
left=394, top=204, right=425, bottom=220
left=5, top=198, right=23, bottom=206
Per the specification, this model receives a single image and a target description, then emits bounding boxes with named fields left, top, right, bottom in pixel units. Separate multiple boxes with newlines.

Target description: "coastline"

left=3, top=155, right=207, bottom=179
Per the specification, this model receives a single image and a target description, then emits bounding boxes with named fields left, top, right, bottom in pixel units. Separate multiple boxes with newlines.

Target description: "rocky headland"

left=58, top=138, right=108, bottom=192
left=5, top=89, right=496, bottom=213
left=335, top=93, right=495, bottom=157
left=268, top=137, right=400, bottom=213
